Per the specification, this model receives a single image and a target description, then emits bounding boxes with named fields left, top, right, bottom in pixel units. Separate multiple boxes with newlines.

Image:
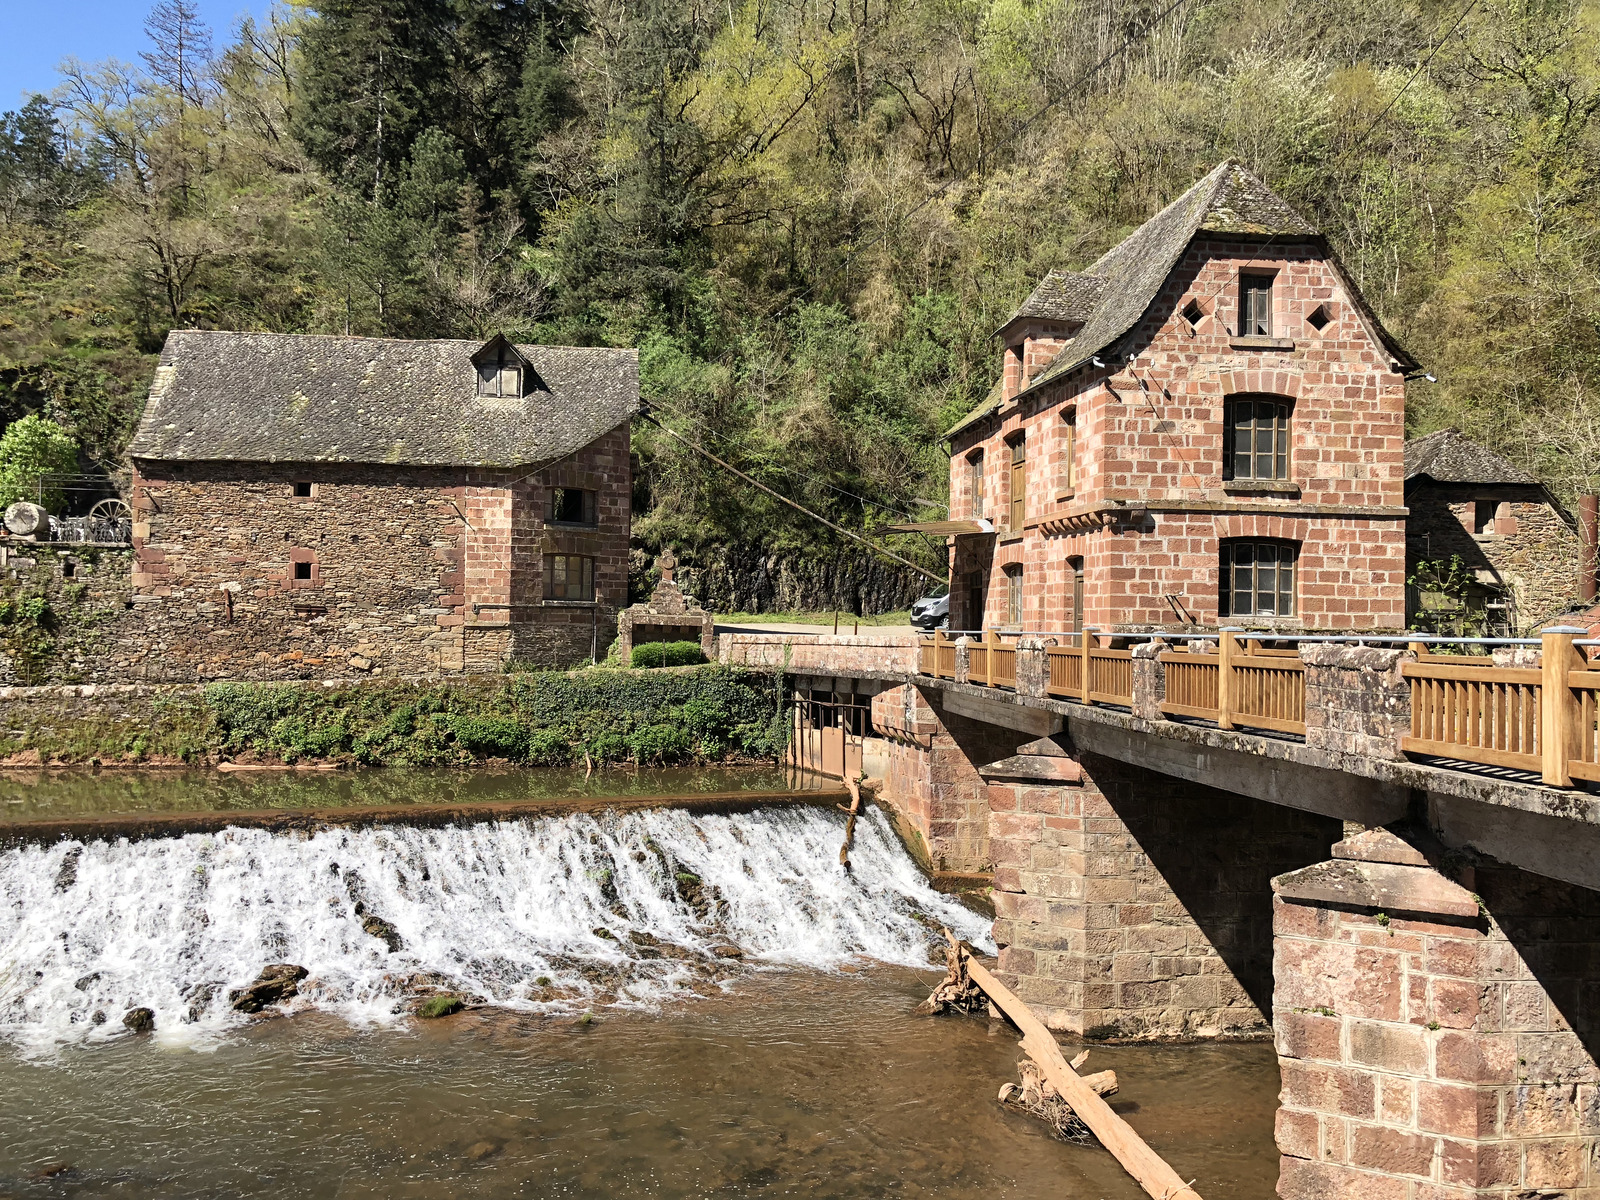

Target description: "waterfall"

left=0, top=806, right=991, bottom=1049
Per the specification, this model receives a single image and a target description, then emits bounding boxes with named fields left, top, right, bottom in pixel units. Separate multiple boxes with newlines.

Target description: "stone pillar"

left=1273, top=828, right=1600, bottom=1198
left=988, top=743, right=1340, bottom=1038
left=868, top=683, right=1016, bottom=873
left=1300, top=644, right=1413, bottom=762
left=1130, top=638, right=1166, bottom=722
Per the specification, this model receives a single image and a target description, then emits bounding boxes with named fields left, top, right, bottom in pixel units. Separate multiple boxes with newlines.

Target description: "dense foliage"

left=2, top=0, right=1596, bottom=550
left=0, top=664, right=790, bottom=764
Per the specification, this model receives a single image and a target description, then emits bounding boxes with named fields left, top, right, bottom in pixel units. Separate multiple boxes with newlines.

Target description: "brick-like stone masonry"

left=988, top=747, right=1339, bottom=1039
left=1274, top=830, right=1600, bottom=1198
left=122, top=424, right=630, bottom=681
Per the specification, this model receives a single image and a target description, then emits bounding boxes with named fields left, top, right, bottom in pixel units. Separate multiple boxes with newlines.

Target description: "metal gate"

left=784, top=689, right=873, bottom=781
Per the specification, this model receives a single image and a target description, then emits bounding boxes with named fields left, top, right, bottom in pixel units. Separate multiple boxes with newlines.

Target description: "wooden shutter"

left=1010, top=436, right=1026, bottom=529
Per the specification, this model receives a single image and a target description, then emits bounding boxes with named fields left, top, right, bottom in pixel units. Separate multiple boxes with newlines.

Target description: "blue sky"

left=1, top=0, right=274, bottom=110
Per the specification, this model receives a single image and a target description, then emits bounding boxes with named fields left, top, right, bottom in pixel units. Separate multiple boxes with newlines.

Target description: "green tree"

left=0, top=415, right=79, bottom=512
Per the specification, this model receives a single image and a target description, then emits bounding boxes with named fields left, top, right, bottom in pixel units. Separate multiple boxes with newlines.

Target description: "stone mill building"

left=127, top=331, right=638, bottom=679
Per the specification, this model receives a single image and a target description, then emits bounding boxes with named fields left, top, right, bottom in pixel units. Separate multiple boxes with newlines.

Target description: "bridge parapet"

left=717, top=630, right=919, bottom=677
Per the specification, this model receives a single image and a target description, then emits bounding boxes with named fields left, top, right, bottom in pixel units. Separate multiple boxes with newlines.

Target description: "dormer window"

left=1240, top=274, right=1274, bottom=337
left=471, top=334, right=529, bottom=399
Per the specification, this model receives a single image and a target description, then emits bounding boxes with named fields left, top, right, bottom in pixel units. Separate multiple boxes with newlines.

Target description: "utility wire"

left=640, top=409, right=945, bottom=583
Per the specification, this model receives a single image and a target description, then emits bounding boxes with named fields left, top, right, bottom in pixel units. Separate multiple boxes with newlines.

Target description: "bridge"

left=721, top=625, right=1600, bottom=1200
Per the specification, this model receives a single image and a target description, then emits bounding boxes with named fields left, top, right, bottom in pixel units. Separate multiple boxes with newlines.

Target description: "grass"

left=713, top=610, right=913, bottom=627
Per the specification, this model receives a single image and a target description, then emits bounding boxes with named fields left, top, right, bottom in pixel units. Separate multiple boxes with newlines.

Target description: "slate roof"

left=1000, top=270, right=1106, bottom=330
left=1404, top=430, right=1537, bottom=486
left=946, top=160, right=1416, bottom=440
left=129, top=331, right=639, bottom=468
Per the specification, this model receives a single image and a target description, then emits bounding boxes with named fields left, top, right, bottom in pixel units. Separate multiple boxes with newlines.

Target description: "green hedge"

left=630, top=640, right=709, bottom=668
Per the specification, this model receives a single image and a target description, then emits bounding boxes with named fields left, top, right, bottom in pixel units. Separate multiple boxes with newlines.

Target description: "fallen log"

left=960, top=948, right=1202, bottom=1200
left=1000, top=1058, right=1120, bottom=1144
left=838, top=777, right=862, bottom=868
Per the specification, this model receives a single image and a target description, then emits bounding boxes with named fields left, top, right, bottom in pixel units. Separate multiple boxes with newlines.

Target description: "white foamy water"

left=0, top=806, right=990, bottom=1048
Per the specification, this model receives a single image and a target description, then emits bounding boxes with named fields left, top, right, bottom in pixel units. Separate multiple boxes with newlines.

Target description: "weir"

left=733, top=629, right=1600, bottom=1197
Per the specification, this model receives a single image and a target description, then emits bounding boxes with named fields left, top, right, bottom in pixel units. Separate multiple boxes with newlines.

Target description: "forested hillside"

left=2, top=0, right=1596, bottom=570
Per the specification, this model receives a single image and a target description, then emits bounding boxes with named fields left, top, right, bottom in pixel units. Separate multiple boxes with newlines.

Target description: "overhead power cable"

left=640, top=409, right=945, bottom=584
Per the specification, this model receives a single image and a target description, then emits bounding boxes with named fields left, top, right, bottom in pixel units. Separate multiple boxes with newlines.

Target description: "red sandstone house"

left=127, top=330, right=638, bottom=679
left=939, top=161, right=1419, bottom=635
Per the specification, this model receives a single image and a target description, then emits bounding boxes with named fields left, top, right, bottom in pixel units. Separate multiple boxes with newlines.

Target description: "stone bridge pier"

left=863, top=680, right=1600, bottom=1197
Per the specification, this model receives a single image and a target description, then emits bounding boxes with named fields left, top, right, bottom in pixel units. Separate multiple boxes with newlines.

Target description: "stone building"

left=934, top=160, right=1418, bottom=634
left=126, top=330, right=638, bottom=679
left=1403, top=429, right=1580, bottom=635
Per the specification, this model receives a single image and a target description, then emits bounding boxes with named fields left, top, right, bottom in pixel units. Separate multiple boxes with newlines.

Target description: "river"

left=0, top=768, right=1280, bottom=1197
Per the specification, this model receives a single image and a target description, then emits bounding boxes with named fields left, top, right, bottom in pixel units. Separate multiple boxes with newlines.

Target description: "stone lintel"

left=1272, top=857, right=1479, bottom=919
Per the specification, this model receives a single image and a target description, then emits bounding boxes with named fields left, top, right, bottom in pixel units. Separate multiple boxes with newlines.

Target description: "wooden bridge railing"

left=1401, top=629, right=1598, bottom=787
left=913, top=627, right=1599, bottom=788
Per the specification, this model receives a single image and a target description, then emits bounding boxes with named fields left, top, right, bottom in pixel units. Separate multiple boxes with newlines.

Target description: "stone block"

left=1349, top=1021, right=1429, bottom=1076
left=1346, top=1124, right=1434, bottom=1177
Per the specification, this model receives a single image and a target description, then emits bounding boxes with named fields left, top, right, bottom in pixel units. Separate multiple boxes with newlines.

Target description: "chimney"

left=1582, top=493, right=1599, bottom=603
left=1001, top=339, right=1024, bottom=403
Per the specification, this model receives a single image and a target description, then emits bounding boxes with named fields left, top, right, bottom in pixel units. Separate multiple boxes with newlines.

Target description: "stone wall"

left=1302, top=644, right=1413, bottom=762
left=122, top=424, right=630, bottom=681
left=868, top=683, right=1018, bottom=873
left=1406, top=481, right=1581, bottom=634
left=718, top=631, right=920, bottom=676
left=0, top=544, right=133, bottom=686
left=638, top=544, right=933, bottom=615
left=989, top=747, right=1340, bottom=1039
left=1274, top=829, right=1600, bottom=1198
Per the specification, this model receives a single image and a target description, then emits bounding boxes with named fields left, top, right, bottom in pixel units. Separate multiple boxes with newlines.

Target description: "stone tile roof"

left=1404, top=429, right=1537, bottom=486
left=129, top=330, right=640, bottom=468
left=1000, top=270, right=1106, bottom=329
left=946, top=160, right=1416, bottom=440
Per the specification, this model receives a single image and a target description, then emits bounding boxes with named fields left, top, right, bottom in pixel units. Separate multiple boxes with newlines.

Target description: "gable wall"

left=948, top=240, right=1408, bottom=633
left=124, top=423, right=631, bottom=681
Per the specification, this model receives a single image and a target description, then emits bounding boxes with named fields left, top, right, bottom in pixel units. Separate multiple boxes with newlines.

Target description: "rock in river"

left=229, top=964, right=309, bottom=1014
left=121, top=1008, right=155, bottom=1034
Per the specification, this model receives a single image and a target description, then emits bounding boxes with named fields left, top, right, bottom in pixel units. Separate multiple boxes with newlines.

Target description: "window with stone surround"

left=545, top=554, right=595, bottom=601
left=1004, top=564, right=1023, bottom=626
left=1224, top=396, right=1291, bottom=482
left=292, top=481, right=313, bottom=498
left=1240, top=273, right=1274, bottom=336
left=1060, top=409, right=1077, bottom=495
left=549, top=487, right=597, bottom=526
left=1474, top=499, right=1499, bottom=535
left=1219, top=538, right=1297, bottom=618
left=968, top=451, right=984, bottom=519
left=1068, top=557, right=1084, bottom=633
left=1007, top=433, right=1026, bottom=530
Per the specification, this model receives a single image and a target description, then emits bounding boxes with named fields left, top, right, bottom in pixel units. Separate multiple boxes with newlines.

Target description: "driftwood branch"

left=924, top=929, right=1203, bottom=1200
left=838, top=777, right=862, bottom=868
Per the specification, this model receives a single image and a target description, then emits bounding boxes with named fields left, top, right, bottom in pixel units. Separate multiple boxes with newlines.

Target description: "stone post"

left=1015, top=637, right=1049, bottom=699
left=1130, top=638, right=1166, bottom=722
left=1273, top=828, right=1600, bottom=1198
left=954, top=636, right=972, bottom=685
left=1300, top=644, right=1413, bottom=762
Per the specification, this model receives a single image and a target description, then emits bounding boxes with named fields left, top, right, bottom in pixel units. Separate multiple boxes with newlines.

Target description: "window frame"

left=1060, top=408, right=1077, bottom=495
left=1008, top=432, right=1026, bottom=530
left=1068, top=556, right=1084, bottom=634
left=476, top=344, right=524, bottom=399
left=1240, top=273, right=1275, bottom=338
left=1004, top=564, right=1023, bottom=627
left=292, top=481, right=313, bottom=499
left=549, top=486, right=598, bottom=527
left=1219, top=538, right=1298, bottom=619
left=968, top=451, right=985, bottom=520
left=544, top=553, right=596, bottom=602
left=1223, top=395, right=1292, bottom=483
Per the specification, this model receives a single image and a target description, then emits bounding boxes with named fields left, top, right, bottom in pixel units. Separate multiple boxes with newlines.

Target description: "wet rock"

left=73, top=972, right=100, bottom=992
left=416, top=994, right=464, bottom=1019
left=121, top=1007, right=155, bottom=1034
left=90, top=1011, right=106, bottom=1025
left=184, top=981, right=224, bottom=1022
left=710, top=945, right=744, bottom=960
left=591, top=927, right=617, bottom=941
left=54, top=848, right=82, bottom=893
left=361, top=913, right=404, bottom=953
left=229, top=964, right=309, bottom=1014
left=464, top=1140, right=501, bottom=1161
left=29, top=1162, right=74, bottom=1181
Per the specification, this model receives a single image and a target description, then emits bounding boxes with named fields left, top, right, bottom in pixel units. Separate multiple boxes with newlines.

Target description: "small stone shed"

left=126, top=330, right=638, bottom=680
left=1404, top=429, right=1579, bottom=634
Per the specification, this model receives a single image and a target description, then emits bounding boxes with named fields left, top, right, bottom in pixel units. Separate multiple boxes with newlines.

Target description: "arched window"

left=1224, top=395, right=1291, bottom=482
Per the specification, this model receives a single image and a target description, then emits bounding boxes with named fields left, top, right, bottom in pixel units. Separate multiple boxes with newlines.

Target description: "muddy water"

left=0, top=967, right=1281, bottom=1199
left=0, top=765, right=826, bottom=822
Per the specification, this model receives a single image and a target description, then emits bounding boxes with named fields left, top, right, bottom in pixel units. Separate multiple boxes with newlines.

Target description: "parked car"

left=909, top=586, right=950, bottom=630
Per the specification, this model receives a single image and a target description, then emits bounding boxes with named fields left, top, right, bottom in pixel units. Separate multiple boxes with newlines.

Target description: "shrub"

left=627, top=722, right=693, bottom=764
left=526, top=728, right=572, bottom=766
left=630, top=640, right=707, bottom=669
left=0, top=415, right=78, bottom=513
left=444, top=714, right=528, bottom=759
